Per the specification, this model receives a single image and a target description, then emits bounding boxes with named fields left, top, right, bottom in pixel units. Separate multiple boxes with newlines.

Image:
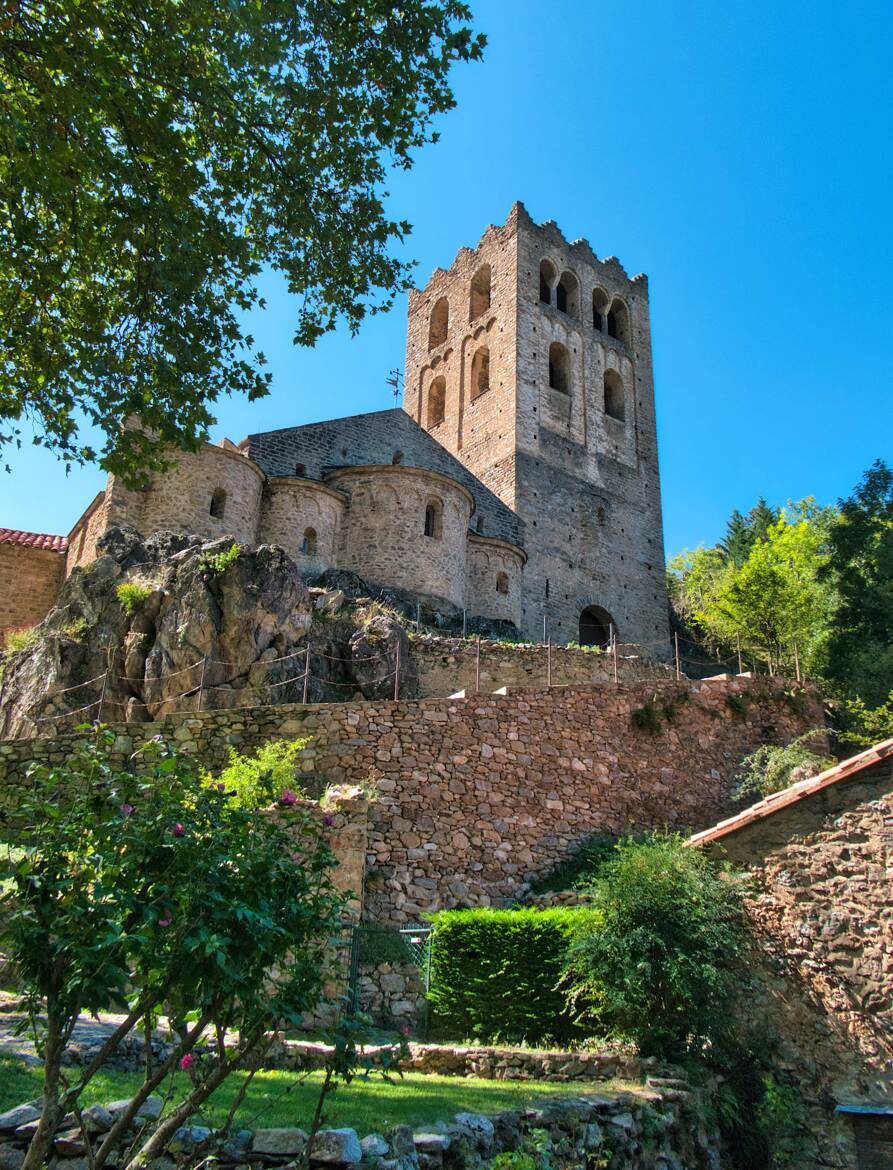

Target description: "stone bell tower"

left=403, top=202, right=669, bottom=654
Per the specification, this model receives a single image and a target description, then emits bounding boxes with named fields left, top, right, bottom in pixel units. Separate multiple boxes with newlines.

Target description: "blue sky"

left=3, top=0, right=891, bottom=555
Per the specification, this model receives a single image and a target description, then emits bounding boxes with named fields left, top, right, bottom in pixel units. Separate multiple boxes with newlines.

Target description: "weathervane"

left=386, top=367, right=403, bottom=405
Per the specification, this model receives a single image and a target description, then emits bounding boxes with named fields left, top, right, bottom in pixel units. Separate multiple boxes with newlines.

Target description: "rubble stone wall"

left=408, top=636, right=673, bottom=697
left=699, top=757, right=893, bottom=1168
left=0, top=678, right=821, bottom=924
left=258, top=478, right=346, bottom=573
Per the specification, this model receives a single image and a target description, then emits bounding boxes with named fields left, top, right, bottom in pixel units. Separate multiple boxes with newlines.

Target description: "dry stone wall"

left=700, top=758, right=893, bottom=1169
left=0, top=678, right=821, bottom=924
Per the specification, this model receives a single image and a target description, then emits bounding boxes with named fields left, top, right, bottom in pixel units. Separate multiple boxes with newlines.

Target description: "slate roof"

left=245, top=409, right=524, bottom=547
left=0, top=528, right=67, bottom=552
left=687, top=737, right=893, bottom=848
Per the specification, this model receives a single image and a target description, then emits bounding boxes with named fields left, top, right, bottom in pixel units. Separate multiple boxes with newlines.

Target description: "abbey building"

left=1, top=203, right=669, bottom=651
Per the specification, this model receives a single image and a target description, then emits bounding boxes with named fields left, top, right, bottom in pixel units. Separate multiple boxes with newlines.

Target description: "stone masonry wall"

left=258, top=478, right=346, bottom=573
left=329, top=466, right=473, bottom=611
left=0, top=543, right=66, bottom=644
left=700, top=759, right=893, bottom=1170
left=0, top=678, right=821, bottom=925
left=465, top=537, right=525, bottom=627
left=408, top=635, right=673, bottom=696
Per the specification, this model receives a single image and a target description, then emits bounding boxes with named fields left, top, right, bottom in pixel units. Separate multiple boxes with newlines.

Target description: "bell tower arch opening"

left=579, top=605, right=615, bottom=649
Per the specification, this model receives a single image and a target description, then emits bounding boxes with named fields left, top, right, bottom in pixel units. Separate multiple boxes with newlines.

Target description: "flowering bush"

left=1, top=726, right=343, bottom=1170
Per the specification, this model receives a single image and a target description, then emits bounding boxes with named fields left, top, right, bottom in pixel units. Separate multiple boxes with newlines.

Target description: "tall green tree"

left=0, top=0, right=484, bottom=482
left=820, top=459, right=893, bottom=706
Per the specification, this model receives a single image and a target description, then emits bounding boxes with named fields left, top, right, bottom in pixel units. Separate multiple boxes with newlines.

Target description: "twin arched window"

left=209, top=488, right=226, bottom=519
left=548, top=342, right=569, bottom=394
left=427, top=376, right=446, bottom=428
left=607, top=299, right=630, bottom=343
left=604, top=369, right=626, bottom=421
left=300, top=527, right=317, bottom=556
left=424, top=498, right=443, bottom=540
left=539, top=260, right=581, bottom=319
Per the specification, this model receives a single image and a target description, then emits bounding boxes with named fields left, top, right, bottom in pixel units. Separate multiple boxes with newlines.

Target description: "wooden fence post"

left=302, top=646, right=310, bottom=704
left=394, top=638, right=401, bottom=701
left=475, top=636, right=481, bottom=693
left=674, top=632, right=681, bottom=680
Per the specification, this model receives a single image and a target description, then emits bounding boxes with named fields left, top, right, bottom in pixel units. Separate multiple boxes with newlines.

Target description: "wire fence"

left=31, top=627, right=810, bottom=730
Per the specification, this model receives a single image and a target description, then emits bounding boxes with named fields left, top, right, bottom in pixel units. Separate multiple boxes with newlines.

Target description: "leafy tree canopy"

left=0, top=0, right=484, bottom=483
left=820, top=459, right=893, bottom=706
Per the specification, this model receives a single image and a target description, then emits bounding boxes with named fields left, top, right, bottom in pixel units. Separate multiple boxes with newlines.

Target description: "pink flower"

left=279, top=790, right=298, bottom=805
left=158, top=917, right=171, bottom=928
left=173, top=823, right=185, bottom=836
left=323, top=814, right=335, bottom=827
left=179, top=1053, right=194, bottom=1070
left=120, top=803, right=134, bottom=816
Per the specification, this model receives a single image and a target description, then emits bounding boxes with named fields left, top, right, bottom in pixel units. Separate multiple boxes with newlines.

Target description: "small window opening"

left=604, top=369, right=626, bottom=421
left=427, top=376, right=446, bottom=428
left=428, top=297, right=449, bottom=350
left=607, top=298, right=630, bottom=344
left=475, top=516, right=484, bottom=533
left=424, top=498, right=443, bottom=540
left=469, top=265, right=491, bottom=321
left=392, top=449, right=404, bottom=465
left=300, top=527, right=317, bottom=556
left=209, top=488, right=226, bottom=519
left=548, top=342, right=569, bottom=394
left=539, top=259, right=556, bottom=305
left=471, top=346, right=490, bottom=400
left=496, top=572, right=509, bottom=595
left=294, top=462, right=306, bottom=477
left=556, top=271, right=579, bottom=317
left=592, top=287, right=609, bottom=332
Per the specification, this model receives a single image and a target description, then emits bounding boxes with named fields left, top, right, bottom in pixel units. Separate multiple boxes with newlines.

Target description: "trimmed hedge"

left=426, top=907, right=596, bottom=1044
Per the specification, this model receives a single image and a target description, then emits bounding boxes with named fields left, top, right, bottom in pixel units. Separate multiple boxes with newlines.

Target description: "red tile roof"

left=687, top=737, right=893, bottom=848
left=0, top=528, right=68, bottom=552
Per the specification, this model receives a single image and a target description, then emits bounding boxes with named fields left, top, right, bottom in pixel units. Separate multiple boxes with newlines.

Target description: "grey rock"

left=361, top=1134, right=390, bottom=1158
left=385, top=1127, right=416, bottom=1158
left=0, top=1146, right=24, bottom=1170
left=0, top=1106, right=40, bottom=1132
left=252, top=1128, right=309, bottom=1156
left=583, top=1123, right=603, bottom=1150
left=608, top=1112, right=635, bottom=1132
left=82, top=1104, right=114, bottom=1134
left=452, top=1113, right=494, bottom=1151
left=315, top=590, right=347, bottom=616
left=106, top=1095, right=163, bottom=1123
left=311, top=1128, right=363, bottom=1164
left=412, top=1134, right=450, bottom=1153
left=53, top=1131, right=87, bottom=1156
left=168, top=1125, right=212, bottom=1153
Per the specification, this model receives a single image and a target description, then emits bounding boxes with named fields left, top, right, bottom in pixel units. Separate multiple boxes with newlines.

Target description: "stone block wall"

left=0, top=543, right=66, bottom=644
left=465, top=537, right=525, bottom=627
left=408, top=636, right=673, bottom=697
left=258, top=478, right=346, bottom=572
left=0, top=678, right=821, bottom=925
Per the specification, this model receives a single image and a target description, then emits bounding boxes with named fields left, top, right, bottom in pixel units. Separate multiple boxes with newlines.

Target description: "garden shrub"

left=529, top=832, right=624, bottom=894
left=427, top=907, right=597, bottom=1044
left=733, top=730, right=833, bottom=803
left=563, top=835, right=749, bottom=1060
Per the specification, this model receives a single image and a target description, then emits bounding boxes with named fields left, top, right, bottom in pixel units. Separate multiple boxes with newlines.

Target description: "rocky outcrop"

left=0, top=529, right=410, bottom=738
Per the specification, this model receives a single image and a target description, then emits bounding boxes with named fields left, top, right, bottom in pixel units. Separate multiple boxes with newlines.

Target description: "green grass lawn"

left=0, top=1058, right=611, bottom=1134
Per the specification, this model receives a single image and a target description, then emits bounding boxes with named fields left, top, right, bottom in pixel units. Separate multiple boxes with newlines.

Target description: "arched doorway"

left=579, top=605, right=614, bottom=649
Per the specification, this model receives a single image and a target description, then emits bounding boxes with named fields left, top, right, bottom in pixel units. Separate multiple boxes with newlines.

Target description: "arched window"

left=592, top=287, right=609, bottom=332
left=294, top=462, right=306, bottom=476
left=423, top=498, right=443, bottom=540
left=556, top=271, right=579, bottom=317
left=428, top=297, right=449, bottom=350
left=607, top=298, right=630, bottom=344
left=579, top=605, right=615, bottom=649
left=604, top=369, right=626, bottom=421
left=209, top=488, right=226, bottom=519
left=548, top=342, right=569, bottom=394
left=427, top=376, right=446, bottom=428
left=539, top=259, right=556, bottom=305
left=470, top=345, right=490, bottom=399
left=391, top=449, right=404, bottom=465
left=300, top=527, right=317, bottom=556
left=496, top=572, right=509, bottom=595
left=469, top=265, right=491, bottom=321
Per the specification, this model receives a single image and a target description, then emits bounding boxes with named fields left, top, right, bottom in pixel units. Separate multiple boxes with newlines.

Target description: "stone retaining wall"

left=408, top=635, right=672, bottom=697
left=0, top=677, right=821, bottom=924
